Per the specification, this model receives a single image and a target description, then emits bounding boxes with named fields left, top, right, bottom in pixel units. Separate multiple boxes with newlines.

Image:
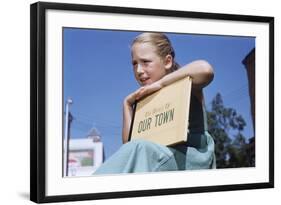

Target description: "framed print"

left=30, top=1, right=274, bottom=203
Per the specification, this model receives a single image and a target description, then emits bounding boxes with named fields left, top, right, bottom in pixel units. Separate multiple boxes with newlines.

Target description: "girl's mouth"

left=140, top=78, right=150, bottom=85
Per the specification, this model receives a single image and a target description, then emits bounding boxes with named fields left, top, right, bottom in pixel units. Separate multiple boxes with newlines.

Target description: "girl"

left=94, top=32, right=215, bottom=174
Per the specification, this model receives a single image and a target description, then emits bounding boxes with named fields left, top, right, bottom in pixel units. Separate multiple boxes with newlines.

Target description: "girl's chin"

left=139, top=80, right=152, bottom=86
left=142, top=81, right=152, bottom=86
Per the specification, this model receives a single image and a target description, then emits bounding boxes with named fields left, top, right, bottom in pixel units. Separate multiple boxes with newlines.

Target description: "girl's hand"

left=135, top=81, right=163, bottom=101
left=124, top=81, right=163, bottom=106
left=124, top=90, right=139, bottom=106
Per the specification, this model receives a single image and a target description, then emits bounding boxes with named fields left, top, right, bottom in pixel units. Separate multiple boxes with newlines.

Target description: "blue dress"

left=94, top=93, right=216, bottom=174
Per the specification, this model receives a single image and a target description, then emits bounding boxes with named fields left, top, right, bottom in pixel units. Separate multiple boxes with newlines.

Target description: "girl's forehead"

left=131, top=42, right=157, bottom=53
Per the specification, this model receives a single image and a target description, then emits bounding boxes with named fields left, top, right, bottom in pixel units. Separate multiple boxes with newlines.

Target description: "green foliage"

left=207, top=93, right=255, bottom=168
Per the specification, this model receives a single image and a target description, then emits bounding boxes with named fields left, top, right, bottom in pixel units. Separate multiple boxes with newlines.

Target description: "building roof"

left=86, top=127, right=100, bottom=138
left=242, top=48, right=255, bottom=66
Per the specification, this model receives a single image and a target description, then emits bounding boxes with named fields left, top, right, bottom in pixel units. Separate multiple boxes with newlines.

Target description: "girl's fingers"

left=135, top=87, right=144, bottom=99
left=136, top=87, right=148, bottom=100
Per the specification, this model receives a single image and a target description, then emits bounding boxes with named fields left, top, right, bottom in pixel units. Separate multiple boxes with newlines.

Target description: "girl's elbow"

left=199, top=60, right=213, bottom=74
left=198, top=60, right=214, bottom=86
left=206, top=65, right=214, bottom=84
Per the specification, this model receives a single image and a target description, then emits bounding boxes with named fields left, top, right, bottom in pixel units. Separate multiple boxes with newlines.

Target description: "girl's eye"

left=132, top=60, right=150, bottom=69
left=133, top=64, right=139, bottom=71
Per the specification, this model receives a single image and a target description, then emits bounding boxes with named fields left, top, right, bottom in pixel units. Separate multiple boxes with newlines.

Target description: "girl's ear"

left=164, top=54, right=173, bottom=71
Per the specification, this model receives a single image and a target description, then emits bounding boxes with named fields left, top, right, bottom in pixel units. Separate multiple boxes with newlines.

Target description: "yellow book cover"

left=129, top=76, right=192, bottom=146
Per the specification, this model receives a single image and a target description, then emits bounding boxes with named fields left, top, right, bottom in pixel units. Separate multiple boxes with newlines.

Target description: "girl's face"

left=131, top=42, right=172, bottom=86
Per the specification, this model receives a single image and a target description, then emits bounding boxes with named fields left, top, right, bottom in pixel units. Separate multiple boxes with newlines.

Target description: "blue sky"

left=63, top=28, right=255, bottom=159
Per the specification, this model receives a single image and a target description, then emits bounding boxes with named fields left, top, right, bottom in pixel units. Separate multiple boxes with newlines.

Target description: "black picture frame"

left=30, top=1, right=274, bottom=203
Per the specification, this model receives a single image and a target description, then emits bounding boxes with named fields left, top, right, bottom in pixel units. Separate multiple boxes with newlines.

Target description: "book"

left=128, top=76, right=192, bottom=146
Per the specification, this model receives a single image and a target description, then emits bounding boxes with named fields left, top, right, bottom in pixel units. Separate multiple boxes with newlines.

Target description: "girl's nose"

left=136, top=63, right=144, bottom=73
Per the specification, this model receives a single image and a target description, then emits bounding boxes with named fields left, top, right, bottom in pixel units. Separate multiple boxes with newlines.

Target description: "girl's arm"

left=135, top=60, right=214, bottom=100
left=122, top=100, right=133, bottom=144
left=122, top=89, right=141, bottom=143
left=160, top=60, right=214, bottom=91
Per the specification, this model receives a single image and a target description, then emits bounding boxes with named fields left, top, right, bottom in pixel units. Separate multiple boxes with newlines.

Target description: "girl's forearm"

left=122, top=101, right=133, bottom=144
left=159, top=60, right=214, bottom=90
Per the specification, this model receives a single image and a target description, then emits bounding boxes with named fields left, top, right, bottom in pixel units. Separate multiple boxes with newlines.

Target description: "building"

left=242, top=48, right=255, bottom=166
left=67, top=128, right=104, bottom=177
left=242, top=48, right=255, bottom=134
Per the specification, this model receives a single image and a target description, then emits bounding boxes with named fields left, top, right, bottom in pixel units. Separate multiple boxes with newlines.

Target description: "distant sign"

left=68, top=139, right=103, bottom=176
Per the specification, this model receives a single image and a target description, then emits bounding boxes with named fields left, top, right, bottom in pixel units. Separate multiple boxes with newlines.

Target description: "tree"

left=207, top=93, right=255, bottom=168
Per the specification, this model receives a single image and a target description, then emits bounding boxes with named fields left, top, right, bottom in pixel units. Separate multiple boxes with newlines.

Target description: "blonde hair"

left=131, top=32, right=180, bottom=71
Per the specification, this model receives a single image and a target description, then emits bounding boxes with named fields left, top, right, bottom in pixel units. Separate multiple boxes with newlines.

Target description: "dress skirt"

left=94, top=131, right=216, bottom=175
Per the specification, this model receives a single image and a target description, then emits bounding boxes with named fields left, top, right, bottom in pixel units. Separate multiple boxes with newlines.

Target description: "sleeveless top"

left=178, top=91, right=209, bottom=150
left=188, top=91, right=208, bottom=133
